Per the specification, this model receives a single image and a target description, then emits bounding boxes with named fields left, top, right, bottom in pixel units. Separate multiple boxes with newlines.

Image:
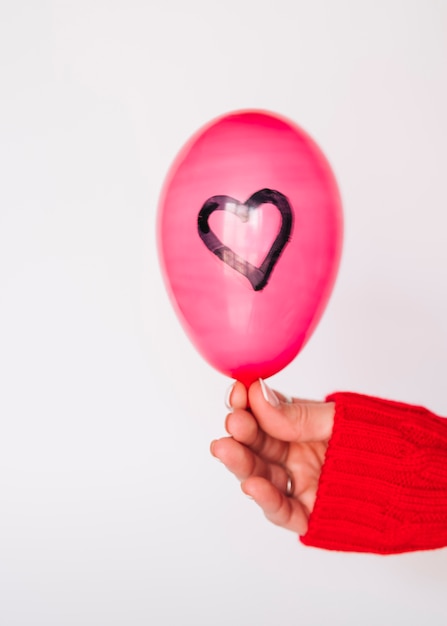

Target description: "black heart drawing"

left=197, top=188, right=293, bottom=291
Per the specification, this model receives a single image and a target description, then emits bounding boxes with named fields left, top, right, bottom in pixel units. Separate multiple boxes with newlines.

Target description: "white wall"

left=1, top=1, right=446, bottom=624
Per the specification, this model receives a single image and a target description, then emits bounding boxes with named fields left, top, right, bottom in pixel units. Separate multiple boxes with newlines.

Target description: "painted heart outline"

left=197, top=188, right=294, bottom=291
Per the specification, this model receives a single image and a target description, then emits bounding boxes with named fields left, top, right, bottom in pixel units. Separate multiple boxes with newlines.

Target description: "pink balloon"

left=157, top=110, right=343, bottom=386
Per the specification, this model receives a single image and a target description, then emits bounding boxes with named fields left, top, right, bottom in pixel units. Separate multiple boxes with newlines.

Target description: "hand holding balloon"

left=210, top=379, right=335, bottom=535
left=157, top=110, right=342, bottom=385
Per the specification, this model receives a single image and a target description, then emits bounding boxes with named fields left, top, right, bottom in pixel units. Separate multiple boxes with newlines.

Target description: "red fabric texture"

left=300, top=393, right=447, bottom=554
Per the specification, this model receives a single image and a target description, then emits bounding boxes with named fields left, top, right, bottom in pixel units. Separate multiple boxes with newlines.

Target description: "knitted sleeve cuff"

left=300, top=392, right=447, bottom=554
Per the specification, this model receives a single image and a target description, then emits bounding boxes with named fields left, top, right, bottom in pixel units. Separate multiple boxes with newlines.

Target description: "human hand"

left=210, top=379, right=335, bottom=536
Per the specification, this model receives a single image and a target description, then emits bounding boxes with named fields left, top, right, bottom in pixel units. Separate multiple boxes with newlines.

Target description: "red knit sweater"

left=300, top=393, right=447, bottom=554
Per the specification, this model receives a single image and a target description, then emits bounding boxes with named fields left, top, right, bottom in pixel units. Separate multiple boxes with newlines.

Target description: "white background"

left=1, top=1, right=447, bottom=624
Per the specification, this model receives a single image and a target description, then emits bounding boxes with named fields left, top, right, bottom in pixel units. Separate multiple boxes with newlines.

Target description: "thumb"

left=248, top=379, right=334, bottom=443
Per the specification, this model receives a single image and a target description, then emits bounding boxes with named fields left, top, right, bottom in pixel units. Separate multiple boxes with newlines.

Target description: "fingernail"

left=210, top=441, right=222, bottom=461
left=241, top=484, right=254, bottom=499
left=225, top=382, right=236, bottom=410
left=259, top=378, right=280, bottom=408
